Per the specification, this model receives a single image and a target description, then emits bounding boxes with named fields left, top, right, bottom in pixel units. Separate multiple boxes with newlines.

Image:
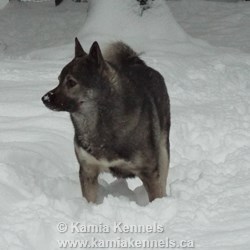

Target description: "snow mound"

left=27, top=0, right=220, bottom=60
left=28, top=0, right=199, bottom=60
left=78, top=0, right=188, bottom=50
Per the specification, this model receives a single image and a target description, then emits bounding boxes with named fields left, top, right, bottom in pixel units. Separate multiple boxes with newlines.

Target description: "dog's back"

left=104, top=42, right=170, bottom=147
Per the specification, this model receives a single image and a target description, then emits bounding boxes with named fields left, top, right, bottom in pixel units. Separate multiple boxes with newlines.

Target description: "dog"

left=42, top=38, right=171, bottom=203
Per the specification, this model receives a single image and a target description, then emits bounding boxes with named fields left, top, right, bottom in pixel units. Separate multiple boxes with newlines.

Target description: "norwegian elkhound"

left=42, top=38, right=170, bottom=203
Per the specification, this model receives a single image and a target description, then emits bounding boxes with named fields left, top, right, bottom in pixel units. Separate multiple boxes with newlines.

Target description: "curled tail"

left=104, top=42, right=145, bottom=67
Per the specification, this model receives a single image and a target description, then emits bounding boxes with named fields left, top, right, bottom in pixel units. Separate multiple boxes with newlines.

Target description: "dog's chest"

left=74, top=141, right=129, bottom=173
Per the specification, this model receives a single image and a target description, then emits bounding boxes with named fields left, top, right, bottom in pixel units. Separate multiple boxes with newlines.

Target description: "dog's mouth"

left=42, top=98, right=64, bottom=112
left=41, top=92, right=81, bottom=113
left=43, top=101, right=65, bottom=111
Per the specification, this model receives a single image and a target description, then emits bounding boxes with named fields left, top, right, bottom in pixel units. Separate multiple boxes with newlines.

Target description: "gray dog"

left=42, top=38, right=171, bottom=203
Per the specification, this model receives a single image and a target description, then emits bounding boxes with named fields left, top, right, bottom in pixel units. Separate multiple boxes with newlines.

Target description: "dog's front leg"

left=79, top=165, right=99, bottom=203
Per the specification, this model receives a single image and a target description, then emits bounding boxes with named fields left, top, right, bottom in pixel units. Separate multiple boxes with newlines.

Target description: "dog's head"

left=42, top=38, right=110, bottom=113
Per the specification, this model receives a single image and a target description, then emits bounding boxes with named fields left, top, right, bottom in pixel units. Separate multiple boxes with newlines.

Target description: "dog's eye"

left=67, top=80, right=77, bottom=88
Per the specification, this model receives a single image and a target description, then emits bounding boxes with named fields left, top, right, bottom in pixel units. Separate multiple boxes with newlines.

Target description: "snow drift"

left=27, top=0, right=192, bottom=60
left=77, top=0, right=188, bottom=49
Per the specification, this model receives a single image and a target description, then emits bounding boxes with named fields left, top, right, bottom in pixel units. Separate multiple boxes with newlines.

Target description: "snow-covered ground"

left=168, top=0, right=250, bottom=53
left=0, top=0, right=250, bottom=249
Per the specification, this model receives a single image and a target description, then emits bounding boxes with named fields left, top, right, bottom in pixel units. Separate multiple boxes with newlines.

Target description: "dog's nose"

left=41, top=94, right=50, bottom=104
left=41, top=91, right=54, bottom=103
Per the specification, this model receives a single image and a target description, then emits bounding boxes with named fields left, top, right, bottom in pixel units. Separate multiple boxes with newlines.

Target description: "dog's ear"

left=89, top=41, right=105, bottom=69
left=75, top=37, right=87, bottom=58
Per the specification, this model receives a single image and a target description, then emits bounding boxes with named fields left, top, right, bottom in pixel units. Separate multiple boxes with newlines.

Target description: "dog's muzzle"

left=41, top=89, right=77, bottom=112
left=41, top=90, right=62, bottom=111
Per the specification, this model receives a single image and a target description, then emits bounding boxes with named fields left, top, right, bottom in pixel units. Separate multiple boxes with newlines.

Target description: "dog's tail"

left=104, top=42, right=145, bottom=67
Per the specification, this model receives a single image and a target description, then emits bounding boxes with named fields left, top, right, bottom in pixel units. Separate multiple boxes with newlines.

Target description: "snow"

left=0, top=0, right=8, bottom=10
left=168, top=0, right=250, bottom=53
left=0, top=0, right=88, bottom=57
left=0, top=0, right=250, bottom=249
left=77, top=0, right=188, bottom=48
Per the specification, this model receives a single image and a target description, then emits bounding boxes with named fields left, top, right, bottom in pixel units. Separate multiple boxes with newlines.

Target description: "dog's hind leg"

left=141, top=173, right=166, bottom=202
left=141, top=135, right=169, bottom=202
